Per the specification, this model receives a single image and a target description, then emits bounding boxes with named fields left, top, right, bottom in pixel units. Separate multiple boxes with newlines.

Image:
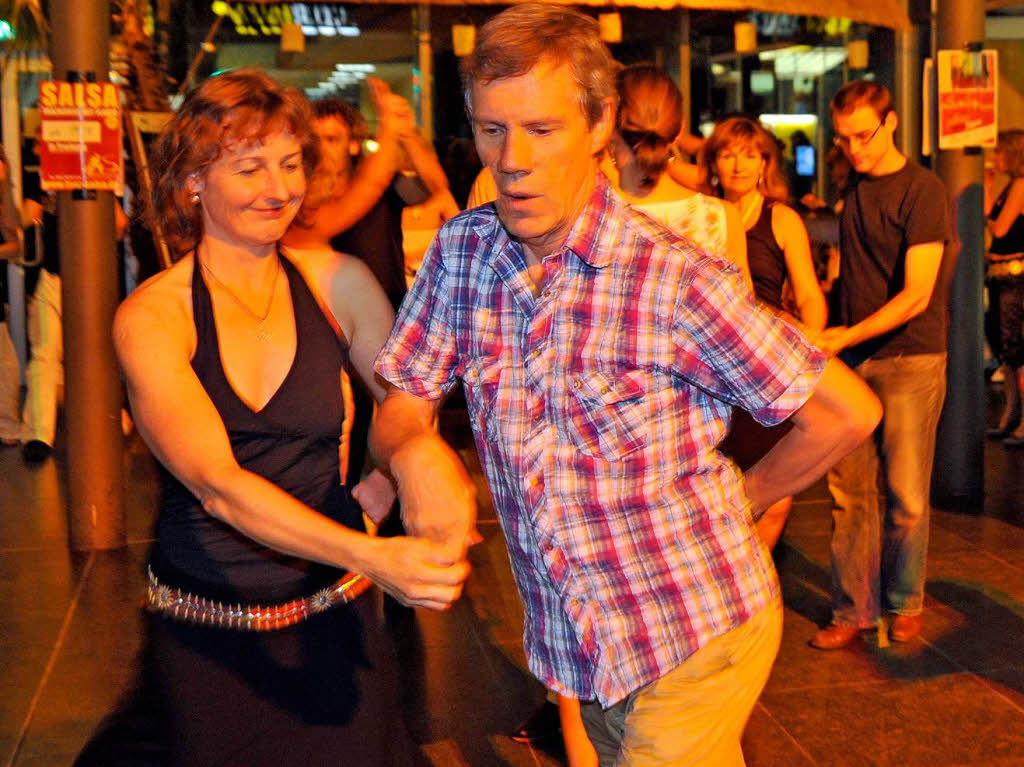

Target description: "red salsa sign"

left=38, top=81, right=123, bottom=193
left=937, top=50, right=998, bottom=150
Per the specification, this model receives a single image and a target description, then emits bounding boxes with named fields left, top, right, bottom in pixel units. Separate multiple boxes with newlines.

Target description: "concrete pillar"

left=895, top=23, right=922, bottom=161
left=49, top=0, right=126, bottom=549
left=932, top=0, right=987, bottom=506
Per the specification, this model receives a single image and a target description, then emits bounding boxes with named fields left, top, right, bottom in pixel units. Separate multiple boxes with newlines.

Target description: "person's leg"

left=560, top=695, right=599, bottom=767
left=20, top=270, right=62, bottom=454
left=613, top=603, right=783, bottom=767
left=998, top=281, right=1024, bottom=439
left=579, top=697, right=627, bottom=767
left=0, top=319, right=21, bottom=444
left=824, top=363, right=882, bottom=632
left=875, top=354, right=947, bottom=631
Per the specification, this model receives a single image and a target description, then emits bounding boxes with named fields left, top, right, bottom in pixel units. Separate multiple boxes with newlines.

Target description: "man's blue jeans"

left=827, top=353, right=947, bottom=628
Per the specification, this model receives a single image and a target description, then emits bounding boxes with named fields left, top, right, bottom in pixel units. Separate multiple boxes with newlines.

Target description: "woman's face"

left=994, top=148, right=1008, bottom=175
left=191, top=130, right=306, bottom=254
left=714, top=140, right=765, bottom=197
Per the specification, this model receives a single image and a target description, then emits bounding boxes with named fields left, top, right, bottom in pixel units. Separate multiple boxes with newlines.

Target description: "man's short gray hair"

left=460, top=4, right=619, bottom=128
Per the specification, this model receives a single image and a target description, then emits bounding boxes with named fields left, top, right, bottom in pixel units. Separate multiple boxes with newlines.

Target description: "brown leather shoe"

left=809, top=623, right=867, bottom=650
left=889, top=614, right=922, bottom=642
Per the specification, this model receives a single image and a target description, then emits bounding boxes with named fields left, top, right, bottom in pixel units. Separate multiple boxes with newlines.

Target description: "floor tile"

left=743, top=704, right=819, bottom=767
left=758, top=673, right=1024, bottom=767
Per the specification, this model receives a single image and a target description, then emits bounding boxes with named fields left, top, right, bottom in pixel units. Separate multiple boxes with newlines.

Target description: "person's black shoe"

left=510, top=700, right=561, bottom=743
left=22, top=440, right=52, bottom=463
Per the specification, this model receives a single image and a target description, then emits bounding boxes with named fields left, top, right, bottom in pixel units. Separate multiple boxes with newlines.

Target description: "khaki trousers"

left=580, top=601, right=783, bottom=767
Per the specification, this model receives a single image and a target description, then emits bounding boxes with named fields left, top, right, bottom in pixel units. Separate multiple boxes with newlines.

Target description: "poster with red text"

left=937, top=50, right=998, bottom=150
left=38, top=81, right=123, bottom=193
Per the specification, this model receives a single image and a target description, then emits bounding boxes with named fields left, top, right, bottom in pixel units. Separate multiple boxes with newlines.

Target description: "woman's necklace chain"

left=199, top=255, right=280, bottom=343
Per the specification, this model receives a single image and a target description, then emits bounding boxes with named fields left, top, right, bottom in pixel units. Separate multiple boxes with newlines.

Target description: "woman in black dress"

left=90, top=69, right=469, bottom=766
left=984, top=129, right=1024, bottom=445
left=703, top=116, right=827, bottom=549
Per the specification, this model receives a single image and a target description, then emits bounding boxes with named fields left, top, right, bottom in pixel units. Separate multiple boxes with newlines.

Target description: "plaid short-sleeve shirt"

left=376, top=176, right=826, bottom=706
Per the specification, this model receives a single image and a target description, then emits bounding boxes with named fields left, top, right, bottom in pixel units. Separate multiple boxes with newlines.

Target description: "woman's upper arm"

left=989, top=179, right=1024, bottom=240
left=114, top=294, right=239, bottom=499
left=323, top=255, right=396, bottom=403
left=774, top=205, right=826, bottom=330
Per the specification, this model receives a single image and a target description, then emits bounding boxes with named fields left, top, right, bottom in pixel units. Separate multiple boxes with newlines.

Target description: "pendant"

left=256, top=323, right=272, bottom=343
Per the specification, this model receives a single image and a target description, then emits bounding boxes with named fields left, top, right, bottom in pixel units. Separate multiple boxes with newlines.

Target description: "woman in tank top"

left=984, top=129, right=1024, bottom=445
left=81, top=70, right=469, bottom=767
left=702, top=115, right=827, bottom=552
left=602, top=64, right=750, bottom=282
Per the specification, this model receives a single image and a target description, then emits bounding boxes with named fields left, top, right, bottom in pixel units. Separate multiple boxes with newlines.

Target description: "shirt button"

left=570, top=597, right=581, bottom=608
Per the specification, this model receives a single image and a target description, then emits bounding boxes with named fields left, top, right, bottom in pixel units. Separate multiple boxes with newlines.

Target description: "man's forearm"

left=400, top=133, right=451, bottom=196
left=743, top=360, right=882, bottom=516
left=369, top=387, right=477, bottom=556
left=842, top=289, right=931, bottom=349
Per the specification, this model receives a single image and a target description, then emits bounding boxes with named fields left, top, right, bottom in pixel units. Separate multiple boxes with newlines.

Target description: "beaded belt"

left=987, top=256, right=1024, bottom=280
left=146, top=567, right=371, bottom=631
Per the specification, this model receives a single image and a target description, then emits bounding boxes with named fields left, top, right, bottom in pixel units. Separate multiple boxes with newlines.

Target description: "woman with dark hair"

left=90, top=69, right=468, bottom=766
left=604, top=64, right=749, bottom=280
left=703, top=115, right=827, bottom=550
left=984, top=129, right=1024, bottom=444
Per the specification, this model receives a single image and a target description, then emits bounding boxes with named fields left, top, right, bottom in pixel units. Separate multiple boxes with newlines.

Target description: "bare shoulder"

left=771, top=202, right=803, bottom=228
left=289, top=247, right=381, bottom=297
left=114, top=257, right=194, bottom=359
left=771, top=203, right=807, bottom=242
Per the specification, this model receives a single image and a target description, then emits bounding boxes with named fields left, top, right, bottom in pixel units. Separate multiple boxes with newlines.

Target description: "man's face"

left=832, top=104, right=897, bottom=176
left=472, top=59, right=612, bottom=261
left=312, top=115, right=355, bottom=177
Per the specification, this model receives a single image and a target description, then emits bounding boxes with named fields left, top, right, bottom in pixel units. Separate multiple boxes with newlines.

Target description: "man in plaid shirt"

left=371, top=6, right=881, bottom=765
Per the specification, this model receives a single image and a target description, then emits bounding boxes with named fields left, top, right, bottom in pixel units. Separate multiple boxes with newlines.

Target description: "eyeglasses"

left=833, top=119, right=885, bottom=150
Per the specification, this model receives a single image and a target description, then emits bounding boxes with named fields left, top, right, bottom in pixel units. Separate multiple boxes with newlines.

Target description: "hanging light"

left=734, top=21, right=757, bottom=54
left=847, top=39, right=869, bottom=69
left=452, top=23, right=476, bottom=57
left=599, top=12, right=622, bottom=44
left=281, top=22, right=305, bottom=53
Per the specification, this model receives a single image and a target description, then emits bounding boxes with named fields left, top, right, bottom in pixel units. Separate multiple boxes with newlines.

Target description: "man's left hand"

left=352, top=468, right=398, bottom=526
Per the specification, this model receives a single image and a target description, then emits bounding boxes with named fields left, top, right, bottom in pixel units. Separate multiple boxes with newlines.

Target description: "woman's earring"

left=711, top=174, right=719, bottom=188
left=190, top=192, right=200, bottom=205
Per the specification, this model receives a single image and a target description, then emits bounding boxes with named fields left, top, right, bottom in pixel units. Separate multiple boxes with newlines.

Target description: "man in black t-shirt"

left=811, top=81, right=951, bottom=651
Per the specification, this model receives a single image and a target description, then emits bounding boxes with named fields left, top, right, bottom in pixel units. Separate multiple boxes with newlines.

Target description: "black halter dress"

left=77, top=253, right=414, bottom=767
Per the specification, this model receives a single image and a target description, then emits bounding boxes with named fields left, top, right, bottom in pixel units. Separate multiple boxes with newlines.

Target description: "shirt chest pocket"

left=563, top=369, right=649, bottom=459
left=462, top=355, right=505, bottom=435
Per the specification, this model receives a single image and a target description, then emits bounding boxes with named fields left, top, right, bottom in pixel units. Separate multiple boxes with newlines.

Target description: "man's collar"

left=561, top=173, right=623, bottom=269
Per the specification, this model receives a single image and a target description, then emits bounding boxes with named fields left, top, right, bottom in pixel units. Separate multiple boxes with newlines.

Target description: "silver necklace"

left=199, top=255, right=280, bottom=343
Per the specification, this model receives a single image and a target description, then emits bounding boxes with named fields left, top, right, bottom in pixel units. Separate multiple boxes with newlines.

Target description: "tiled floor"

left=2, top=397, right=1023, bottom=766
